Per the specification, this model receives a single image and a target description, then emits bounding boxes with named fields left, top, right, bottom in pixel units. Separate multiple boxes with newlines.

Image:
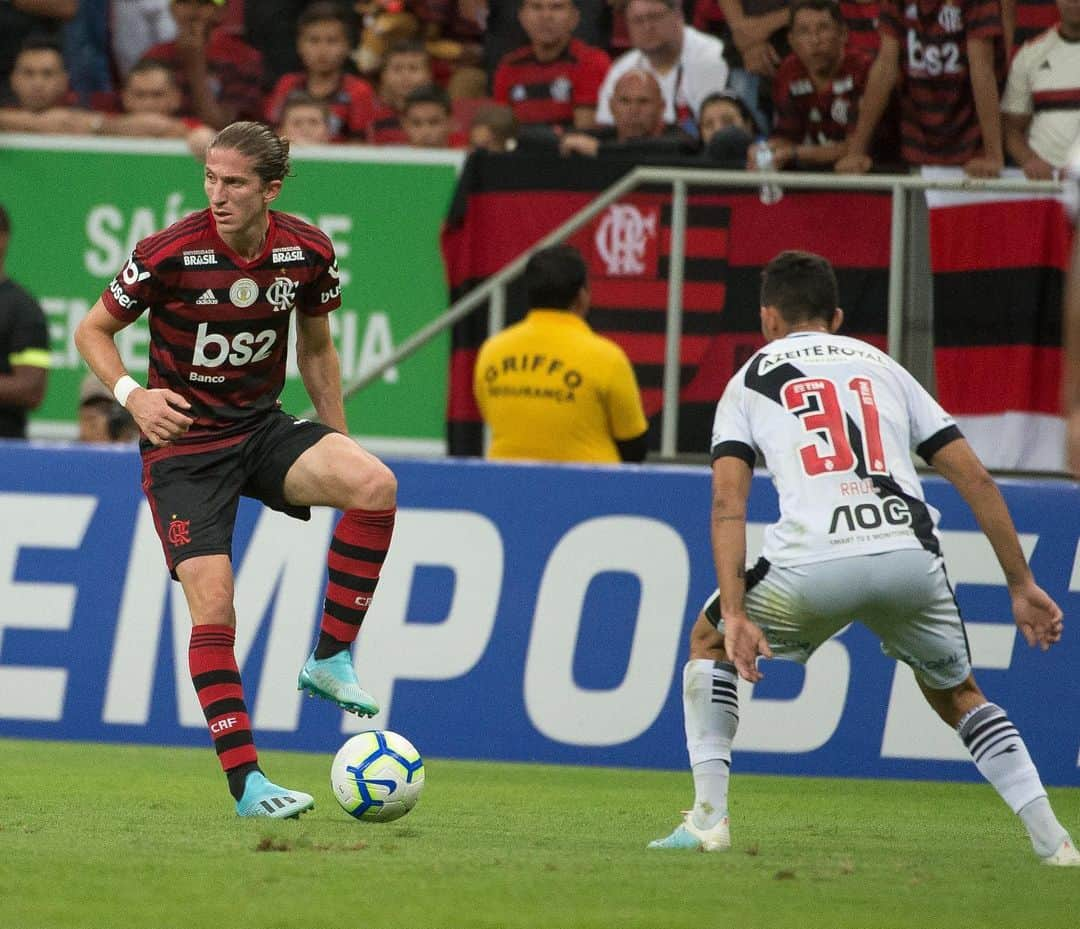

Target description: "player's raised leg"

left=921, top=674, right=1079, bottom=866
left=286, top=433, right=397, bottom=717
left=179, top=555, right=314, bottom=818
left=649, top=610, right=736, bottom=852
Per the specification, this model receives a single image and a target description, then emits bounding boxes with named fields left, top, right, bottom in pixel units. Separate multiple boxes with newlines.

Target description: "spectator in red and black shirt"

left=372, top=39, right=435, bottom=143
left=759, top=0, right=896, bottom=169
left=837, top=0, right=1005, bottom=173
left=144, top=0, right=264, bottom=130
left=264, top=2, right=375, bottom=143
left=838, top=0, right=882, bottom=52
left=493, top=0, right=611, bottom=130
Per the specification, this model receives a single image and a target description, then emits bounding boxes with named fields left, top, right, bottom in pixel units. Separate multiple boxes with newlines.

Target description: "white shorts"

left=703, top=548, right=972, bottom=689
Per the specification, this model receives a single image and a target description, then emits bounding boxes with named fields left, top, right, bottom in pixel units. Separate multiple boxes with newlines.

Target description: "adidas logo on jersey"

left=196, top=289, right=218, bottom=305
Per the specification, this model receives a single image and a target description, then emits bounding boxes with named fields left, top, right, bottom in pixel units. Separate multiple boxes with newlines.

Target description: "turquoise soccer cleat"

left=647, top=813, right=731, bottom=851
left=297, top=650, right=379, bottom=717
left=236, top=772, right=314, bottom=819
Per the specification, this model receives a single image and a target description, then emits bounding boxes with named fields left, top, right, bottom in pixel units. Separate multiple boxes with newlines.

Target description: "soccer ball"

left=330, top=729, right=425, bottom=822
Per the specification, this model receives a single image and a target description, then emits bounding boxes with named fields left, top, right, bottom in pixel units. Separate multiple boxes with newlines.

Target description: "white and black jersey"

left=711, top=332, right=961, bottom=566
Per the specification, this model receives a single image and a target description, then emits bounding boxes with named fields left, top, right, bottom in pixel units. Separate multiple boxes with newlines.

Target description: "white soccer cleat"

left=647, top=812, right=731, bottom=851
left=1042, top=836, right=1080, bottom=867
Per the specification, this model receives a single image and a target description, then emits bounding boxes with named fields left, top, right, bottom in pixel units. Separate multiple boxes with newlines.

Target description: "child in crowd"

left=371, top=39, right=436, bottom=142
left=264, top=1, right=376, bottom=142
left=277, top=93, right=334, bottom=145
left=401, top=82, right=466, bottom=147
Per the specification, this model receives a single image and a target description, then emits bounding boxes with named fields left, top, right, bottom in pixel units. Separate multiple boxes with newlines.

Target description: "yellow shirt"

left=473, top=309, right=648, bottom=463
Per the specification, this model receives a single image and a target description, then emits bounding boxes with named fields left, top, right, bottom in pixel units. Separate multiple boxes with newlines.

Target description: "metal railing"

left=325, top=167, right=1063, bottom=458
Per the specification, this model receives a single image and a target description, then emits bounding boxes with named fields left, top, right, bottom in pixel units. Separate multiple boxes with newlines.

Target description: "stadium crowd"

left=0, top=0, right=1075, bottom=175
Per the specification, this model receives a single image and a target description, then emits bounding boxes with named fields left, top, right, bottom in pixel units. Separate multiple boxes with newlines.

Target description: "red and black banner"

left=442, top=151, right=892, bottom=456
left=929, top=188, right=1070, bottom=470
left=931, top=195, right=1068, bottom=418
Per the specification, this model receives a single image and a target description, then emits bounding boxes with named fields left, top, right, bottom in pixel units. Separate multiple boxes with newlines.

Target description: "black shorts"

left=141, top=410, right=337, bottom=577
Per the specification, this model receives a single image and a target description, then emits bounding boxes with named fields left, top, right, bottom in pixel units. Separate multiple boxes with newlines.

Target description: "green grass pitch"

left=1, top=738, right=1077, bottom=929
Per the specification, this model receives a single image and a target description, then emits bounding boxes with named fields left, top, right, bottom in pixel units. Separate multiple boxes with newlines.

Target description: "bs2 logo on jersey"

left=192, top=322, right=277, bottom=369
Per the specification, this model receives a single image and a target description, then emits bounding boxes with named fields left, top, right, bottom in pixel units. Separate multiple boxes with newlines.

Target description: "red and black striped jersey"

left=264, top=72, right=377, bottom=141
left=100, top=208, right=341, bottom=450
left=493, top=39, right=611, bottom=127
left=839, top=0, right=883, bottom=53
left=370, top=100, right=408, bottom=144
left=773, top=48, right=874, bottom=145
left=879, top=0, right=1002, bottom=164
left=144, top=29, right=264, bottom=123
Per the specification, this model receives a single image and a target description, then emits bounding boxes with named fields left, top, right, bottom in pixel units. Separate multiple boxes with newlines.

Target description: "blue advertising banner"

left=0, top=443, right=1077, bottom=785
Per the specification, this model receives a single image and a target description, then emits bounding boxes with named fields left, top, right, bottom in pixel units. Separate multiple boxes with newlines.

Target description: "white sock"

left=683, top=659, right=738, bottom=829
left=1017, top=796, right=1070, bottom=859
left=958, top=702, right=1066, bottom=856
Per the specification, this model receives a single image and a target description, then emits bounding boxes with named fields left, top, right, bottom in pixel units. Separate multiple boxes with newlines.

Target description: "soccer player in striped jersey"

left=649, top=251, right=1079, bottom=866
left=74, top=122, right=397, bottom=820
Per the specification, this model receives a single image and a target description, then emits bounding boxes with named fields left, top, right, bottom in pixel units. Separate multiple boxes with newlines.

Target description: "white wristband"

left=113, top=375, right=141, bottom=408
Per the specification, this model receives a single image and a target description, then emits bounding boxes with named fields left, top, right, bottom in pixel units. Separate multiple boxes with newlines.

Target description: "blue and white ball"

left=330, top=730, right=425, bottom=822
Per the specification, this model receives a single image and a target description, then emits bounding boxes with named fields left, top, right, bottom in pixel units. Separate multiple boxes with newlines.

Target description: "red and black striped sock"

left=188, top=624, right=259, bottom=800
left=315, top=507, right=395, bottom=659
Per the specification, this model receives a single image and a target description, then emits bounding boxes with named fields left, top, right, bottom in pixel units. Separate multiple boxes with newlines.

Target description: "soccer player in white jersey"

left=649, top=250, right=1079, bottom=866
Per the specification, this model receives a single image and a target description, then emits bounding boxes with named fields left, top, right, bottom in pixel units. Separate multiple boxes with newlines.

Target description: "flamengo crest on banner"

left=594, top=204, right=659, bottom=276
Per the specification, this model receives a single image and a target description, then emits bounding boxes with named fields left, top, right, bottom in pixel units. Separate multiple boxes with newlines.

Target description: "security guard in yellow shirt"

left=474, top=244, right=648, bottom=463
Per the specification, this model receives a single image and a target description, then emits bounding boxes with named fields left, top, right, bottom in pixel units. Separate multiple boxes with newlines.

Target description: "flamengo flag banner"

left=442, top=151, right=892, bottom=456
left=925, top=167, right=1071, bottom=472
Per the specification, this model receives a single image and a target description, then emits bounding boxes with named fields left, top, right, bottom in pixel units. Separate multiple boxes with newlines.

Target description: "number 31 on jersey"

left=782, top=376, right=887, bottom=477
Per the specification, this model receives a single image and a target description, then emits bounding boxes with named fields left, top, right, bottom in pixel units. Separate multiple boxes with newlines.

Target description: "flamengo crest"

left=595, top=204, right=658, bottom=276
left=938, top=2, right=962, bottom=32
left=266, top=276, right=298, bottom=312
